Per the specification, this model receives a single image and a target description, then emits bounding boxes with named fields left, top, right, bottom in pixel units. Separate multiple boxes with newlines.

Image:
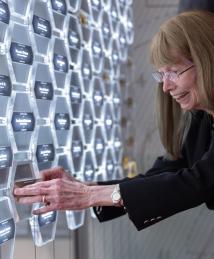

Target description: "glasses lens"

left=152, top=72, right=163, bottom=83
left=167, top=71, right=177, bottom=82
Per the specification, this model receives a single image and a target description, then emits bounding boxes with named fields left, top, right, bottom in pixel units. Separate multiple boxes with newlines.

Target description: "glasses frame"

left=152, top=64, right=194, bottom=83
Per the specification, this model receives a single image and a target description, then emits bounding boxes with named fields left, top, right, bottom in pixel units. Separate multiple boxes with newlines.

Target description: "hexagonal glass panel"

left=53, top=97, right=71, bottom=147
left=104, top=102, right=114, bottom=141
left=0, top=126, right=12, bottom=190
left=102, top=56, right=114, bottom=97
left=33, top=64, right=54, bottom=119
left=9, top=23, right=34, bottom=84
left=52, top=38, right=69, bottom=89
left=51, top=0, right=67, bottom=31
left=0, top=197, right=15, bottom=259
left=36, top=126, right=56, bottom=171
left=90, top=29, right=103, bottom=74
left=125, top=6, right=134, bottom=45
left=66, top=210, right=85, bottom=230
left=111, top=39, right=120, bottom=78
left=101, top=11, right=112, bottom=52
left=105, top=147, right=115, bottom=180
left=80, top=48, right=92, bottom=94
left=110, top=0, right=119, bottom=33
left=67, top=15, right=82, bottom=66
left=113, top=125, right=123, bottom=164
left=71, top=126, right=84, bottom=174
left=10, top=0, right=31, bottom=18
left=0, top=0, right=10, bottom=43
left=58, top=154, right=72, bottom=174
left=117, top=22, right=128, bottom=61
left=92, top=77, right=105, bottom=119
left=83, top=150, right=95, bottom=182
left=68, top=0, right=81, bottom=13
left=30, top=209, right=58, bottom=247
left=79, top=3, right=92, bottom=44
left=82, top=100, right=94, bottom=144
left=94, top=126, right=105, bottom=167
left=70, top=71, right=83, bottom=119
left=112, top=81, right=121, bottom=122
left=80, top=0, right=90, bottom=14
left=31, top=0, right=52, bottom=56
left=13, top=162, right=36, bottom=221
left=118, top=0, right=127, bottom=19
left=11, top=93, right=35, bottom=151
left=89, top=0, right=102, bottom=25
left=0, top=73, right=12, bottom=117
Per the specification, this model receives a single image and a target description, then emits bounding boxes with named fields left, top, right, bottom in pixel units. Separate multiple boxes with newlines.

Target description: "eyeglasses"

left=152, top=64, right=194, bottom=83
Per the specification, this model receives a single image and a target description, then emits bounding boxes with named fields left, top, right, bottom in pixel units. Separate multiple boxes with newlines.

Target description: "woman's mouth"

left=171, top=92, right=188, bottom=101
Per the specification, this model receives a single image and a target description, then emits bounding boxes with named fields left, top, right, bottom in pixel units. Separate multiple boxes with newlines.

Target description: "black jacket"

left=94, top=111, right=214, bottom=230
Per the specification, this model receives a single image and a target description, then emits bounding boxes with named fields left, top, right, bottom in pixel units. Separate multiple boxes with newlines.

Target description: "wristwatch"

left=111, top=184, right=123, bottom=207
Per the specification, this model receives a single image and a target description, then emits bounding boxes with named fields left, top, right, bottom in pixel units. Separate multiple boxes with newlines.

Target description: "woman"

left=14, top=10, right=214, bottom=231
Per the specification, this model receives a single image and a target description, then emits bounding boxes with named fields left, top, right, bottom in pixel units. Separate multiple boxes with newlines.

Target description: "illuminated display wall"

left=0, top=0, right=134, bottom=257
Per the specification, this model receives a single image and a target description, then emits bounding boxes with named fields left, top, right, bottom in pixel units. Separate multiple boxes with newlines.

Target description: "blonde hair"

left=150, top=10, right=214, bottom=159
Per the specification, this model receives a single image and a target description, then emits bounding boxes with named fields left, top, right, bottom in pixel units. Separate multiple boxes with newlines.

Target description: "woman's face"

left=158, top=55, right=201, bottom=111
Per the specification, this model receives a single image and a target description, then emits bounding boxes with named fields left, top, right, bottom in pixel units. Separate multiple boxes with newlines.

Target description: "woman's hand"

left=13, top=166, right=115, bottom=215
left=14, top=179, right=115, bottom=214
left=14, top=178, right=92, bottom=214
left=41, top=166, right=75, bottom=181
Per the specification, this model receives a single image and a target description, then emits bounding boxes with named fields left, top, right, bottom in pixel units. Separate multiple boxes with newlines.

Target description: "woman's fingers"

left=14, top=178, right=91, bottom=213
left=16, top=195, right=44, bottom=204
left=41, top=167, right=65, bottom=181
left=33, top=204, right=56, bottom=215
left=14, top=182, right=49, bottom=196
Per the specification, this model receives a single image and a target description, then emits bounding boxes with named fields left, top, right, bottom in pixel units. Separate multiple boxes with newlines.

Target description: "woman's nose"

left=162, top=78, right=176, bottom=93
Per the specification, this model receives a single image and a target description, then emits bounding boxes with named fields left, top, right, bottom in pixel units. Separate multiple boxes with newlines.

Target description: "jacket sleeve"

left=120, top=131, right=214, bottom=231
left=93, top=155, right=187, bottom=222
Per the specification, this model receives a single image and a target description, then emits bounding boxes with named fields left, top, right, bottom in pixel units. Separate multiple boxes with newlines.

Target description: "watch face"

left=113, top=192, right=121, bottom=200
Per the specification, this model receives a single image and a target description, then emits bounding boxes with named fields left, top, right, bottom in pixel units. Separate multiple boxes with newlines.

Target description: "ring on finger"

left=42, top=195, right=46, bottom=204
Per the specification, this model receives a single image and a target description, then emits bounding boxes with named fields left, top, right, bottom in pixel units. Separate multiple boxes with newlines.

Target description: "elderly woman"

left=14, top=10, right=214, bottom=231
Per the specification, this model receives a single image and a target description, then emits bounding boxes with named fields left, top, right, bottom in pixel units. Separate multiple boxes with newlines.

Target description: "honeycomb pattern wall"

left=0, top=0, right=134, bottom=257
